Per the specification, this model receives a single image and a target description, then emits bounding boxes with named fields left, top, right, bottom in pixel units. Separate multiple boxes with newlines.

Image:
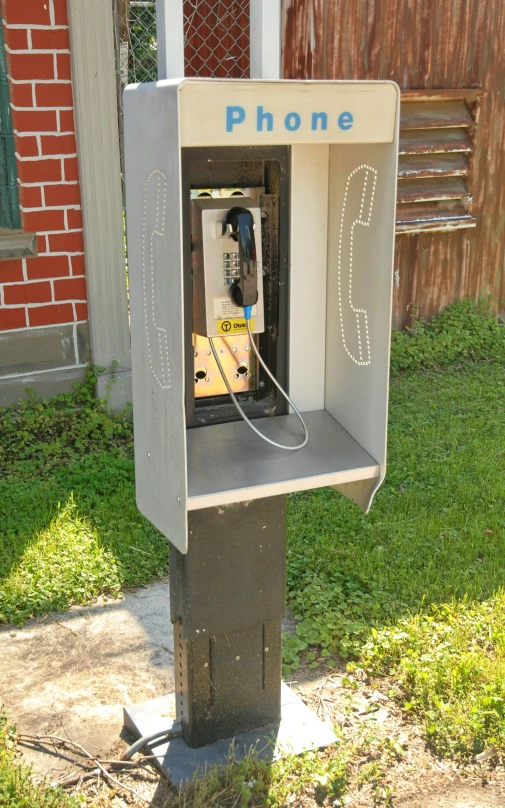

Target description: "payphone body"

left=191, top=197, right=265, bottom=338
left=124, top=78, right=400, bottom=556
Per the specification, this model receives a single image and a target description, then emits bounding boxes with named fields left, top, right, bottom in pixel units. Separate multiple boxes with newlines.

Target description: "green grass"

left=1, top=300, right=505, bottom=779
left=0, top=712, right=77, bottom=808
left=286, top=361, right=505, bottom=758
left=361, top=596, right=505, bottom=759
left=166, top=745, right=349, bottom=808
left=287, top=363, right=505, bottom=644
left=0, top=452, right=169, bottom=624
left=0, top=370, right=168, bottom=624
left=390, top=297, right=505, bottom=372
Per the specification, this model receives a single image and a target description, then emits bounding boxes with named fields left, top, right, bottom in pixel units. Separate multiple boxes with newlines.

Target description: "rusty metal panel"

left=398, top=153, right=470, bottom=179
left=396, top=202, right=476, bottom=234
left=397, top=177, right=469, bottom=204
left=399, top=129, right=472, bottom=156
left=282, top=0, right=505, bottom=328
left=400, top=101, right=473, bottom=129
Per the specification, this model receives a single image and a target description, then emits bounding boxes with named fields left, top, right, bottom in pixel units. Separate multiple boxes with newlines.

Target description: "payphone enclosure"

left=124, top=78, right=400, bottom=554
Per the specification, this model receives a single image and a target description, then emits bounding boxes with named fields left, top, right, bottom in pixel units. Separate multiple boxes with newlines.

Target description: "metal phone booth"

left=123, top=78, right=399, bottom=783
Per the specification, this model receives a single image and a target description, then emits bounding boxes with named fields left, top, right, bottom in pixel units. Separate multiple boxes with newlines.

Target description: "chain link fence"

left=184, top=0, right=250, bottom=78
left=113, top=1, right=251, bottom=197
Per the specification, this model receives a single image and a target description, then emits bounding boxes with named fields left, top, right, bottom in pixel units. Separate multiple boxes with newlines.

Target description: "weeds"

left=167, top=745, right=349, bottom=807
left=390, top=297, right=505, bottom=373
left=361, top=596, right=505, bottom=759
left=0, top=711, right=77, bottom=808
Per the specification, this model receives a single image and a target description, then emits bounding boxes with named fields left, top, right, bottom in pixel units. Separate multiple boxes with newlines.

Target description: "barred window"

left=0, top=16, right=20, bottom=231
left=0, top=15, right=36, bottom=261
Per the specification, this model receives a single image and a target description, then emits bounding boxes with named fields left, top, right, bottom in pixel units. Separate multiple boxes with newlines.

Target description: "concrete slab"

left=124, top=682, right=337, bottom=787
left=0, top=579, right=174, bottom=775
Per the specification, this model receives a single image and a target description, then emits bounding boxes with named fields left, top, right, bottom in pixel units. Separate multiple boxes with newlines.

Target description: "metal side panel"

left=325, top=85, right=400, bottom=513
left=124, top=80, right=188, bottom=552
left=289, top=144, right=329, bottom=413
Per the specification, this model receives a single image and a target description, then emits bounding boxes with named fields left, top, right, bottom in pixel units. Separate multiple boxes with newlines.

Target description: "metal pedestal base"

left=123, top=682, right=336, bottom=788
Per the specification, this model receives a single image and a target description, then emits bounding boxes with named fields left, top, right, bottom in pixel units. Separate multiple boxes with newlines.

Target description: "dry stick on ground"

left=18, top=733, right=160, bottom=807
left=93, top=755, right=158, bottom=807
left=57, top=760, right=161, bottom=788
left=57, top=755, right=162, bottom=782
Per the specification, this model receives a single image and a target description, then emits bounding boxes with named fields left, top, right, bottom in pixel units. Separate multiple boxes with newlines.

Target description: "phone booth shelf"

left=123, top=77, right=399, bottom=785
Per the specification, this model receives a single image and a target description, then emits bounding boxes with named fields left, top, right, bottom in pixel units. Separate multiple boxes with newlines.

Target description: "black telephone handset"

left=226, top=207, right=259, bottom=308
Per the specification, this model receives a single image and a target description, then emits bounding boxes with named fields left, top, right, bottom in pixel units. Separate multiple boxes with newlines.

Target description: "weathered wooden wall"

left=282, top=0, right=505, bottom=327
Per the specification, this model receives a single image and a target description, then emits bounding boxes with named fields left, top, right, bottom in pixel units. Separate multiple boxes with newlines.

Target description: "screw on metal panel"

left=259, top=381, right=265, bottom=388
left=246, top=372, right=251, bottom=378
left=205, top=376, right=210, bottom=382
left=265, top=647, right=269, bottom=652
left=194, top=351, right=198, bottom=357
left=177, top=497, right=181, bottom=503
left=234, top=373, right=239, bottom=379
left=206, top=349, right=211, bottom=355
left=204, top=662, right=209, bottom=668
left=232, top=346, right=238, bottom=353
left=236, top=656, right=240, bottom=661
left=245, top=345, right=251, bottom=352
left=147, top=452, right=151, bottom=457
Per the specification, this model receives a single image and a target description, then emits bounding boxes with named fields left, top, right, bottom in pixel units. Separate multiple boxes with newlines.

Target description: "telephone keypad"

left=222, top=252, right=241, bottom=284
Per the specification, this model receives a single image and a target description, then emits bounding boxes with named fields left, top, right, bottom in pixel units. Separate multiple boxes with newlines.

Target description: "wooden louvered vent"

left=396, top=91, right=479, bottom=234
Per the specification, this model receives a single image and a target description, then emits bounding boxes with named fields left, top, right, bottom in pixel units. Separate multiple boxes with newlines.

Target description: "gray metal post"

left=156, top=0, right=185, bottom=80
left=250, top=0, right=282, bottom=79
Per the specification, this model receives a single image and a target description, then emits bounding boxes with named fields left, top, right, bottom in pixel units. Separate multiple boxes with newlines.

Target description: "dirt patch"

left=0, top=580, right=174, bottom=777
left=290, top=662, right=505, bottom=808
left=396, top=783, right=504, bottom=807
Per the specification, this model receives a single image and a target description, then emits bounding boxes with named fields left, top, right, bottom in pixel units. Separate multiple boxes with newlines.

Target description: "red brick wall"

left=0, top=0, right=88, bottom=333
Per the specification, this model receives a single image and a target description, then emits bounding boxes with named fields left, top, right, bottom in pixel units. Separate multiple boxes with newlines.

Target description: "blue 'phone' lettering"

left=226, top=106, right=246, bottom=132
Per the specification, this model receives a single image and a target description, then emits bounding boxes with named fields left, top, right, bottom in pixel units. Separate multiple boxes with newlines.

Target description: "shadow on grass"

left=0, top=449, right=168, bottom=625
